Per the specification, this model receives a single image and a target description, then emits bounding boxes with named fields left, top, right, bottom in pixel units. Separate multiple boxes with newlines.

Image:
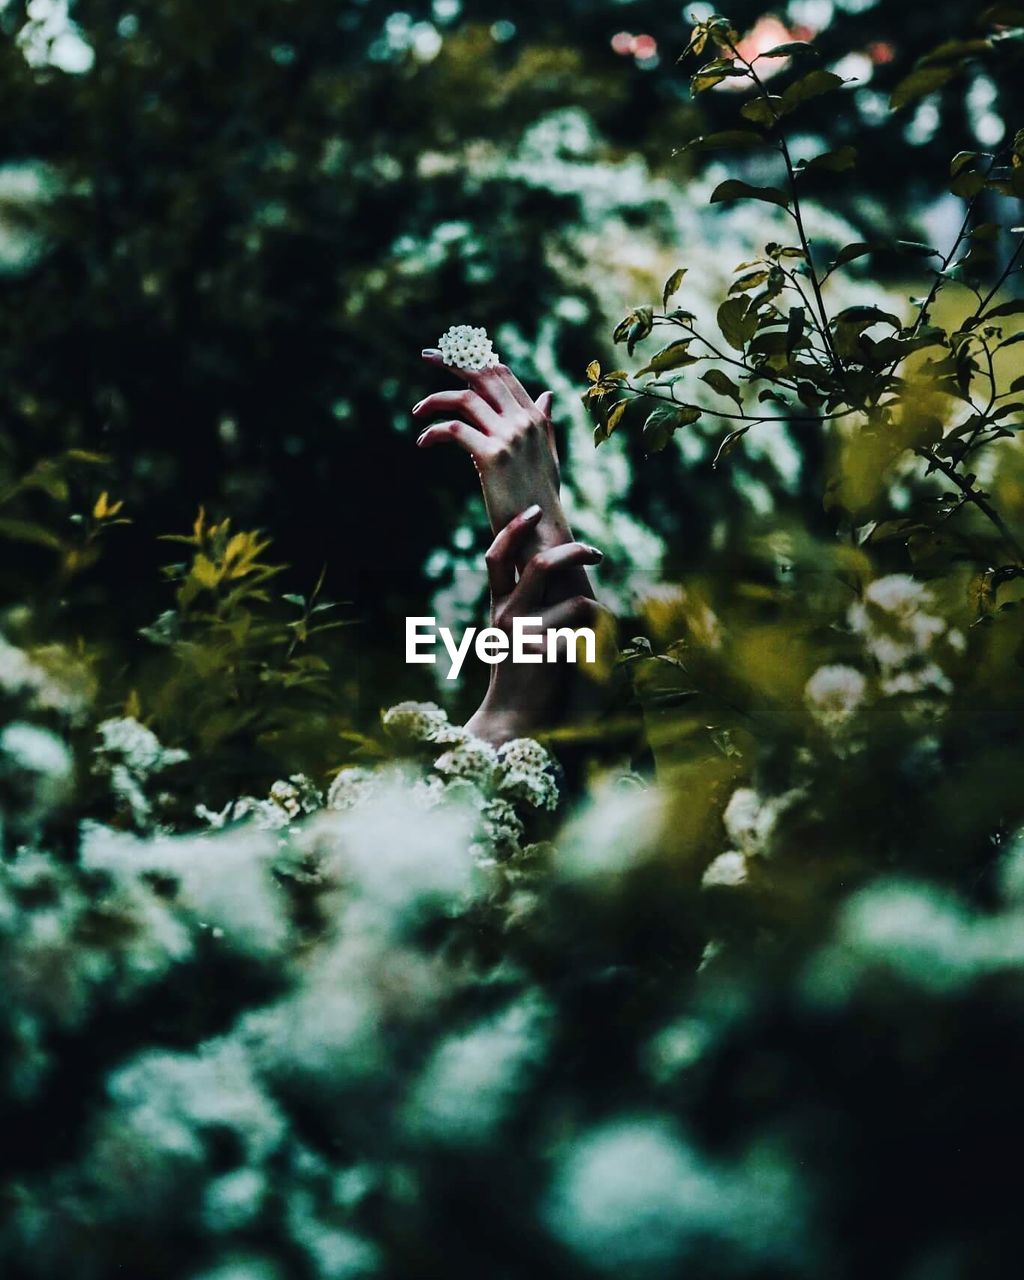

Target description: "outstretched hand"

left=413, top=350, right=569, bottom=560
left=464, top=505, right=609, bottom=746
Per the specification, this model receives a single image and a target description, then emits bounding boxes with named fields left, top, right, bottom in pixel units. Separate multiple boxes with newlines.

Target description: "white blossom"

left=702, top=850, right=748, bottom=889
left=495, top=738, right=560, bottom=811
left=381, top=700, right=466, bottom=748
left=437, top=324, right=500, bottom=372
left=434, top=739, right=498, bottom=787
left=804, top=664, right=867, bottom=730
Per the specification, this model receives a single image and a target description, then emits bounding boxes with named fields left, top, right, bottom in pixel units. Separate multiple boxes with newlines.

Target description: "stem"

left=625, top=383, right=850, bottom=424
left=975, top=233, right=1024, bottom=319
left=727, top=39, right=841, bottom=374
left=918, top=446, right=1024, bottom=561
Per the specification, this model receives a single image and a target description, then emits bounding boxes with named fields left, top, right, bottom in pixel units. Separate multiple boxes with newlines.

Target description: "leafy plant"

left=587, top=10, right=1024, bottom=600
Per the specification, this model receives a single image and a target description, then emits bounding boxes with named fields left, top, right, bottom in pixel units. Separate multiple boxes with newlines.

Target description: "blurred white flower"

left=0, top=722, right=74, bottom=824
left=326, top=766, right=380, bottom=812
left=437, top=324, right=500, bottom=372
left=402, top=995, right=550, bottom=1144
left=702, top=850, right=748, bottom=889
left=804, top=664, right=867, bottom=730
left=849, top=575, right=956, bottom=697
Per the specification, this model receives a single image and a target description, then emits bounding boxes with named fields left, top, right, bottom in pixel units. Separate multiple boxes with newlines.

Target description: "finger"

left=416, top=420, right=493, bottom=464
left=492, top=362, right=538, bottom=411
left=412, top=389, right=503, bottom=434
left=484, top=504, right=543, bottom=598
left=421, top=349, right=519, bottom=413
left=535, top=390, right=558, bottom=463
left=506, top=542, right=603, bottom=614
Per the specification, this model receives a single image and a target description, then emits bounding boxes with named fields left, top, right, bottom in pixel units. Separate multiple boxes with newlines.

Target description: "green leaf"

left=741, top=97, right=782, bottom=126
left=951, top=169, right=986, bottom=198
left=642, top=404, right=702, bottom=452
left=710, top=180, right=790, bottom=209
left=712, top=426, right=751, bottom=467
left=681, top=130, right=765, bottom=152
left=890, top=65, right=955, bottom=111
left=758, top=41, right=818, bottom=58
left=830, top=241, right=877, bottom=270
left=701, top=369, right=743, bottom=407
left=717, top=297, right=758, bottom=351
left=691, top=62, right=747, bottom=94
left=798, top=145, right=858, bottom=175
left=951, top=150, right=979, bottom=178
left=919, top=38, right=992, bottom=66
left=895, top=240, right=940, bottom=257
left=729, top=269, right=771, bottom=294
left=662, top=269, right=687, bottom=310
left=779, top=70, right=845, bottom=115
left=834, top=305, right=902, bottom=331
left=605, top=399, right=629, bottom=437
left=985, top=299, right=1024, bottom=319
left=639, top=341, right=698, bottom=375
left=0, top=518, right=63, bottom=550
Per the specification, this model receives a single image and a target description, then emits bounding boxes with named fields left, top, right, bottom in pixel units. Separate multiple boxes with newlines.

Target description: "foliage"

left=5, top=5, right=1024, bottom=1280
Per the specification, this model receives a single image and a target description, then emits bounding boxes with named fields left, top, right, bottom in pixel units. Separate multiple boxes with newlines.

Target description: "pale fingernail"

left=584, top=545, right=604, bottom=560
left=521, top=504, right=542, bottom=522
left=415, top=430, right=429, bottom=446
left=412, top=399, right=426, bottom=413
left=421, top=348, right=442, bottom=359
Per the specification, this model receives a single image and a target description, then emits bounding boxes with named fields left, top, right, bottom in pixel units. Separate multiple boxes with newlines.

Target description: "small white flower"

left=326, top=767, right=379, bottom=812
left=701, top=850, right=748, bottom=889
left=722, top=787, right=773, bottom=855
left=434, top=739, right=498, bottom=787
left=381, top=700, right=466, bottom=748
left=804, top=664, right=867, bottom=730
left=268, top=774, right=322, bottom=820
left=863, top=574, right=929, bottom=617
left=495, top=738, right=560, bottom=811
left=437, top=324, right=500, bottom=372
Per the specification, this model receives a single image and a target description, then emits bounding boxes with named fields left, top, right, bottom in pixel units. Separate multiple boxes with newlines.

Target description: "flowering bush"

left=5, top=8, right=1024, bottom=1279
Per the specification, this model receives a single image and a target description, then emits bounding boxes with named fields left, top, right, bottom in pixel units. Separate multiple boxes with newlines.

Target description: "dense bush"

left=5, top=3, right=1024, bottom=1278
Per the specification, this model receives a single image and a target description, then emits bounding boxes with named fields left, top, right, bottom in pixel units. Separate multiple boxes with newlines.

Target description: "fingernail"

left=521, top=504, right=542, bottom=522
left=421, top=348, right=442, bottom=359
left=412, top=399, right=426, bottom=414
left=584, top=545, right=604, bottom=560
left=415, top=430, right=429, bottom=446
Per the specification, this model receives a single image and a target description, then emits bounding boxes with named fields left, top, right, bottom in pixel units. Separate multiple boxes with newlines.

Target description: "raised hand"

left=464, top=505, right=609, bottom=745
left=413, top=349, right=570, bottom=561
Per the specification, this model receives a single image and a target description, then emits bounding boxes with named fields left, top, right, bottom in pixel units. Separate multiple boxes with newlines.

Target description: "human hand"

left=413, top=350, right=570, bottom=565
left=464, top=505, right=609, bottom=746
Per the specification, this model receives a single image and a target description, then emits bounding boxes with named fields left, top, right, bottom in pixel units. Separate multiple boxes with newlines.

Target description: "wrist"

left=464, top=695, right=530, bottom=746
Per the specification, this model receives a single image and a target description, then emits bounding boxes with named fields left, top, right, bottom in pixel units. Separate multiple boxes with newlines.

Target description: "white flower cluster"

left=198, top=774, right=322, bottom=832
left=702, top=785, right=800, bottom=891
left=0, top=721, right=74, bottom=829
left=0, top=633, right=91, bottom=721
left=494, top=738, right=560, bottom=812
left=848, top=574, right=963, bottom=697
left=804, top=664, right=867, bottom=732
left=203, top=705, right=560, bottom=871
left=381, top=700, right=466, bottom=748
left=437, top=324, right=500, bottom=372
left=94, top=717, right=189, bottom=827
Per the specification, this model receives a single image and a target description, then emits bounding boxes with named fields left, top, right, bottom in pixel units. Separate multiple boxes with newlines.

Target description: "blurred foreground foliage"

left=6, top=3, right=1024, bottom=1279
